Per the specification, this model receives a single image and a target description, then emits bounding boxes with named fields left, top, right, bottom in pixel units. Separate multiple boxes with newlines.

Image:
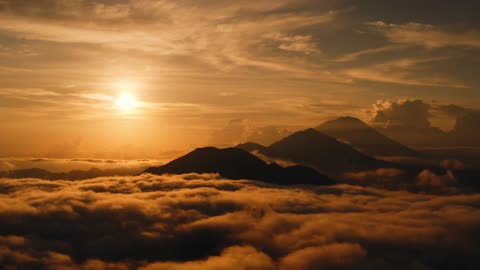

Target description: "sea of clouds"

left=1, top=173, right=479, bottom=270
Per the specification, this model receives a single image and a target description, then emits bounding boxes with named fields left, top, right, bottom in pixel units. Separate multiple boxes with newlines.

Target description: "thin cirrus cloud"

left=369, top=21, right=480, bottom=48
left=343, top=57, right=468, bottom=88
left=264, top=32, right=320, bottom=54
left=0, top=1, right=333, bottom=73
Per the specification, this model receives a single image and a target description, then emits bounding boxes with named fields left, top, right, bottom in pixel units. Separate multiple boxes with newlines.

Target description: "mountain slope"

left=235, top=142, right=267, bottom=152
left=144, top=147, right=334, bottom=185
left=260, top=129, right=391, bottom=175
left=316, top=116, right=417, bottom=156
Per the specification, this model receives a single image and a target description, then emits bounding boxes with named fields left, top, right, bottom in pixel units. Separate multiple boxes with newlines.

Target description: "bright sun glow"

left=115, top=93, right=138, bottom=111
left=114, top=79, right=137, bottom=92
left=112, top=79, right=140, bottom=112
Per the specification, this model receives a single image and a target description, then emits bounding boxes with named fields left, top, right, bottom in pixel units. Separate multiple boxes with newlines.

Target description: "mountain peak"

left=236, top=142, right=267, bottom=152
left=260, top=128, right=388, bottom=175
left=287, top=128, right=332, bottom=139
left=144, top=147, right=334, bottom=185
left=320, top=116, right=371, bottom=130
left=316, top=117, right=417, bottom=157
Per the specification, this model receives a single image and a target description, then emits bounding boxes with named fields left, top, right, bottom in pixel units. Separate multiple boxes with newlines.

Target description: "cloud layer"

left=0, top=173, right=479, bottom=269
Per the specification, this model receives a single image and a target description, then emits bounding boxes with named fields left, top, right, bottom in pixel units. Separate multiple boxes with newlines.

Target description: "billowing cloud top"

left=0, top=173, right=480, bottom=269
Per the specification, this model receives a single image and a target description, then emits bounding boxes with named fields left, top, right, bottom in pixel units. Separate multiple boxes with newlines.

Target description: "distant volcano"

left=239, top=128, right=393, bottom=176
left=316, top=116, right=417, bottom=157
left=144, top=147, right=334, bottom=185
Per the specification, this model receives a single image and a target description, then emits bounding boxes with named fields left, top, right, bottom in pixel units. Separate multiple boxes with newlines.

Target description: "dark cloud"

left=341, top=167, right=466, bottom=194
left=370, top=100, right=480, bottom=147
left=371, top=99, right=431, bottom=128
left=369, top=99, right=480, bottom=147
left=450, top=111, right=480, bottom=147
left=416, top=169, right=457, bottom=190
left=0, top=174, right=479, bottom=269
left=435, top=104, right=472, bottom=118
left=342, top=168, right=408, bottom=186
left=452, top=111, right=480, bottom=135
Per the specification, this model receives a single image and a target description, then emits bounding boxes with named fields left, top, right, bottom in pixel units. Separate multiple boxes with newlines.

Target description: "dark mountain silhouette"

left=235, top=142, right=267, bottom=152
left=144, top=147, right=334, bottom=185
left=258, top=128, right=392, bottom=175
left=316, top=116, right=417, bottom=157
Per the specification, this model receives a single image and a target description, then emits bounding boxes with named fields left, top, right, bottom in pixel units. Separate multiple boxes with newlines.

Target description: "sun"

left=112, top=79, right=140, bottom=112
left=115, top=93, right=138, bottom=111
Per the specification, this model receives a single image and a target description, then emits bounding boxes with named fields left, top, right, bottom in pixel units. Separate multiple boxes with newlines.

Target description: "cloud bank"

left=0, top=173, right=479, bottom=269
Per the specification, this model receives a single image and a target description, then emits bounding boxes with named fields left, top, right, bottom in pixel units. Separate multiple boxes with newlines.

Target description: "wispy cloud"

left=343, top=57, right=468, bottom=88
left=335, top=45, right=406, bottom=62
left=264, top=32, right=320, bottom=54
left=370, top=21, right=480, bottom=48
left=0, top=1, right=333, bottom=73
left=0, top=88, right=60, bottom=97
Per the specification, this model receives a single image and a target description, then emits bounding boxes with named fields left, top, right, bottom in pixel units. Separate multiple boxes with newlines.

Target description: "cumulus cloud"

left=210, top=121, right=293, bottom=147
left=342, top=167, right=462, bottom=193
left=417, top=169, right=457, bottom=189
left=368, top=99, right=480, bottom=147
left=245, top=126, right=291, bottom=146
left=434, top=104, right=472, bottom=118
left=140, top=246, right=275, bottom=270
left=370, top=99, right=480, bottom=134
left=342, top=168, right=408, bottom=188
left=452, top=111, right=480, bottom=134
left=371, top=99, right=431, bottom=128
left=209, top=119, right=248, bottom=147
left=441, top=159, right=465, bottom=170
left=279, top=243, right=366, bottom=270
left=0, top=173, right=479, bottom=269
left=446, top=111, right=480, bottom=147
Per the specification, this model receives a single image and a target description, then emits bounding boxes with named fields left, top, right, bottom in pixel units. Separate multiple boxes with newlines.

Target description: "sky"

left=1, top=0, right=479, bottom=158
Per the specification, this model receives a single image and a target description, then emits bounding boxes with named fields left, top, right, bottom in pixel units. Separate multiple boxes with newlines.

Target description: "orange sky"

left=0, top=0, right=479, bottom=158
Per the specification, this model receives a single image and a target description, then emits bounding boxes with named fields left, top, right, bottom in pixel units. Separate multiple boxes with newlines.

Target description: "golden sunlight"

left=115, top=93, right=138, bottom=111
left=112, top=79, right=140, bottom=112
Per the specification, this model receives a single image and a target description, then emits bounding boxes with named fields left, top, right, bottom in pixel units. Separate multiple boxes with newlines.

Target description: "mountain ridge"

left=256, top=128, right=393, bottom=175
left=144, top=147, right=334, bottom=185
left=316, top=116, right=418, bottom=157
